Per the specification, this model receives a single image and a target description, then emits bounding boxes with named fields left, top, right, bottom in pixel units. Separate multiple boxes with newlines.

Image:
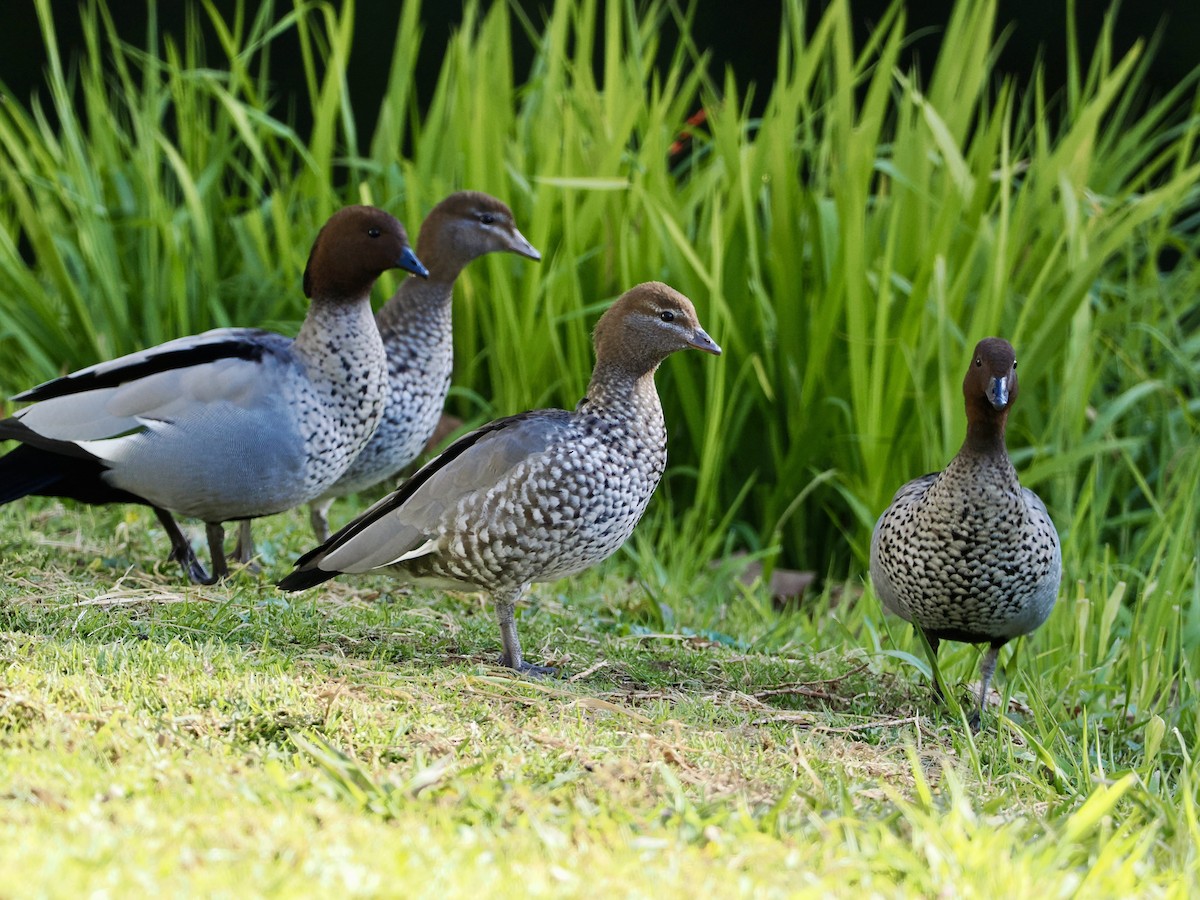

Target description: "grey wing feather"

left=317, top=410, right=572, bottom=574
left=1022, top=486, right=1054, bottom=528
left=12, top=330, right=291, bottom=443
left=1023, top=484, right=1063, bottom=587
left=882, top=472, right=939, bottom=509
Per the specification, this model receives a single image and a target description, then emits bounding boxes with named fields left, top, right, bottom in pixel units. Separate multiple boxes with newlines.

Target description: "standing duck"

left=238, top=191, right=540, bottom=559
left=870, top=337, right=1061, bottom=726
left=0, top=205, right=427, bottom=584
left=279, top=282, right=721, bottom=674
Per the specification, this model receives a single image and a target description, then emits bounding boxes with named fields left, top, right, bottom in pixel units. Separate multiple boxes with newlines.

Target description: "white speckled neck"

left=582, top=365, right=664, bottom=431
left=375, top=276, right=454, bottom=336
left=292, top=295, right=384, bottom=382
left=945, top=441, right=1019, bottom=485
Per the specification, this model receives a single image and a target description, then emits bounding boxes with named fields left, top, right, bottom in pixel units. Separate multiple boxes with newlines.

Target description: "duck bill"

left=689, top=328, right=722, bottom=355
left=987, top=376, right=1009, bottom=410
left=398, top=245, right=430, bottom=279
left=508, top=227, right=542, bottom=262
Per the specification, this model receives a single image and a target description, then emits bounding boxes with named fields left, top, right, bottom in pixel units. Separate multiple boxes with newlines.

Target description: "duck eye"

left=478, top=213, right=495, bottom=225
left=368, top=227, right=381, bottom=238
left=1012, top=360, right=1018, bottom=369
left=974, top=358, right=982, bottom=367
left=659, top=310, right=676, bottom=323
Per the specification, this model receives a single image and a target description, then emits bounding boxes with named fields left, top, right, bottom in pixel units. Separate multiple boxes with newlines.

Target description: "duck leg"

left=970, top=642, right=1004, bottom=730
left=230, top=520, right=262, bottom=573
left=309, top=498, right=335, bottom=544
left=918, top=630, right=945, bottom=701
left=494, top=585, right=556, bottom=676
left=152, top=506, right=214, bottom=585
left=205, top=522, right=230, bottom=582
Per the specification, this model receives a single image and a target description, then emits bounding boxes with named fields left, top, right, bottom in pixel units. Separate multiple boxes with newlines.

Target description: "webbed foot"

left=502, top=658, right=559, bottom=678
left=155, top=507, right=216, bottom=584
left=171, top=546, right=216, bottom=585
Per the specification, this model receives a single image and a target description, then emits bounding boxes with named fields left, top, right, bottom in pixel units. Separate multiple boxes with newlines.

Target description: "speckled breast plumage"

left=870, top=454, right=1061, bottom=643
left=290, top=303, right=390, bottom=501
left=321, top=305, right=452, bottom=499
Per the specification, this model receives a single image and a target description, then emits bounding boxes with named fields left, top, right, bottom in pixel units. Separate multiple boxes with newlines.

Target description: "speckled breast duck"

left=279, top=281, right=721, bottom=674
left=870, top=337, right=1061, bottom=725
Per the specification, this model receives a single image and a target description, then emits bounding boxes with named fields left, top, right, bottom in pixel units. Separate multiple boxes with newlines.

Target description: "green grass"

left=1, top=0, right=1199, bottom=893
left=1, top=501, right=1197, bottom=895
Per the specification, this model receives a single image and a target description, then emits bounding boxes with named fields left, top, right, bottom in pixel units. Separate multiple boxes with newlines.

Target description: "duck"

left=278, top=282, right=721, bottom=673
left=0, top=205, right=427, bottom=584
left=869, top=337, right=1061, bottom=726
left=235, top=191, right=540, bottom=561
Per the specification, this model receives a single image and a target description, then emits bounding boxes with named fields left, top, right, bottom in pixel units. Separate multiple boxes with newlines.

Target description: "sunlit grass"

left=1, top=500, right=1198, bottom=895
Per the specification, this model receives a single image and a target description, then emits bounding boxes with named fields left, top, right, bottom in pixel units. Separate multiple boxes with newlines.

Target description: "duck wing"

left=280, top=409, right=572, bottom=588
left=5, top=328, right=291, bottom=447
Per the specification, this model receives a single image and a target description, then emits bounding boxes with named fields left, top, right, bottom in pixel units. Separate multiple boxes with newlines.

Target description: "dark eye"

left=659, top=310, right=676, bottom=322
left=368, top=227, right=381, bottom=238
left=1012, top=360, right=1018, bottom=369
left=974, top=358, right=982, bottom=367
left=479, top=213, right=495, bottom=225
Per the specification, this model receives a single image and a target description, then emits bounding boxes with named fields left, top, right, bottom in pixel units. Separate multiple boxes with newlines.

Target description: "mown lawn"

left=1, top=500, right=1193, bottom=897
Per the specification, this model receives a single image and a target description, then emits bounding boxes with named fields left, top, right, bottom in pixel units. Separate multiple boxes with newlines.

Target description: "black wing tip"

left=0, top=440, right=126, bottom=505
left=277, top=562, right=337, bottom=592
left=0, top=415, right=36, bottom=442
left=0, top=443, right=57, bottom=503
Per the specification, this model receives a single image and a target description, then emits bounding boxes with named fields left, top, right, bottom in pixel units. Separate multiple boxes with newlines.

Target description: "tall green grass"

left=1, top=0, right=1197, bottom=685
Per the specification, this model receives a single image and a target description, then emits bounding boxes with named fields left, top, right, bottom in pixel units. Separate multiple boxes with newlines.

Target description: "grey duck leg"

left=920, top=630, right=945, bottom=701
left=231, top=520, right=262, bottom=573
left=970, top=642, right=1004, bottom=730
left=309, top=498, right=335, bottom=544
left=205, top=522, right=229, bottom=582
left=495, top=586, right=556, bottom=676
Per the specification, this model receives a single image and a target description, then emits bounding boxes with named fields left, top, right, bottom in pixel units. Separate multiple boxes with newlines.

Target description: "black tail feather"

left=277, top=563, right=339, bottom=592
left=0, top=442, right=145, bottom=507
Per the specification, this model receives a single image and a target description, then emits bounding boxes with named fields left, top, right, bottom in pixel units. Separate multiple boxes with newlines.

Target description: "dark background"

left=3, top=1, right=1199, bottom=143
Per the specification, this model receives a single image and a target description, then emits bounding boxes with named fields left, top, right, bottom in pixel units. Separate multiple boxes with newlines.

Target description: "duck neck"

left=372, top=274, right=456, bottom=393
left=949, top=411, right=1019, bottom=487
left=963, top=406, right=1009, bottom=458
left=374, top=230, right=467, bottom=333
left=581, top=360, right=664, bottom=429
left=292, top=294, right=386, bottom=382
left=375, top=273, right=455, bottom=339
